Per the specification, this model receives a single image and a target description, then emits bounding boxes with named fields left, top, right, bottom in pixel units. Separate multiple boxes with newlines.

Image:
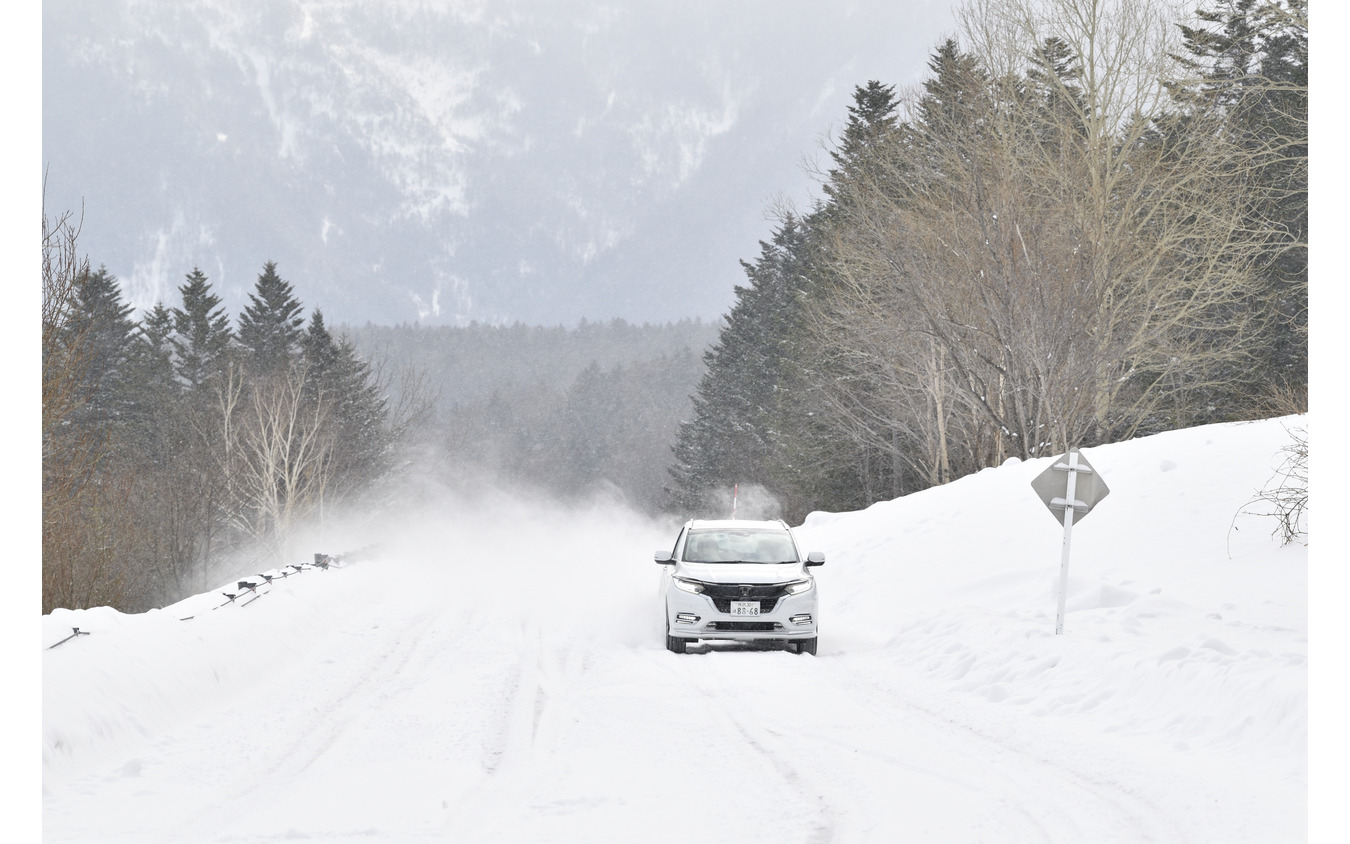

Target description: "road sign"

left=1031, top=449, right=1109, bottom=523
left=1031, top=448, right=1110, bottom=635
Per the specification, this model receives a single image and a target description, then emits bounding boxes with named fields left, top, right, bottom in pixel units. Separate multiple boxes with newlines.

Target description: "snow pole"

left=731, top=483, right=739, bottom=519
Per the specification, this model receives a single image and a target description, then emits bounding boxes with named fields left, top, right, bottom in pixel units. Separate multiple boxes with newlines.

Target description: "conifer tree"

left=63, top=265, right=140, bottom=431
left=134, top=304, right=178, bottom=398
left=667, top=216, right=811, bottom=517
left=171, top=268, right=234, bottom=390
left=822, top=80, right=901, bottom=205
left=301, top=308, right=339, bottom=383
left=303, top=309, right=391, bottom=497
left=159, top=270, right=238, bottom=596
left=120, top=302, right=181, bottom=453
left=238, top=261, right=305, bottom=376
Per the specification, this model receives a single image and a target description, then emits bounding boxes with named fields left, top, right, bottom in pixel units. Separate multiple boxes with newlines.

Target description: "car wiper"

left=716, top=560, right=798, bottom=565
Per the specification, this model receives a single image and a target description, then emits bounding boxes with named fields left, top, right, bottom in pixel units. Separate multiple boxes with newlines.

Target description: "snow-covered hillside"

left=42, top=416, right=1308, bottom=842
left=42, top=0, right=960, bottom=328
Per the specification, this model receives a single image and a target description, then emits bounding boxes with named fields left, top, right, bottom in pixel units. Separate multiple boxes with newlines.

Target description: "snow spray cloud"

left=282, top=454, right=686, bottom=642
left=705, top=483, right=783, bottom=522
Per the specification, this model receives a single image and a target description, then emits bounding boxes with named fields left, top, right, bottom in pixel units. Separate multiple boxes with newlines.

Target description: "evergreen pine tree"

left=238, top=261, right=305, bottom=376
left=135, top=304, right=178, bottom=395
left=912, top=39, right=991, bottom=160
left=667, top=81, right=916, bottom=518
left=122, top=302, right=182, bottom=454
left=301, top=308, right=339, bottom=383
left=825, top=80, right=900, bottom=186
left=171, top=268, right=234, bottom=390
left=62, top=265, right=140, bottom=432
left=302, top=310, right=391, bottom=497
left=795, top=78, right=928, bottom=511
left=164, top=273, right=236, bottom=595
left=667, top=216, right=811, bottom=517
left=1024, top=37, right=1086, bottom=135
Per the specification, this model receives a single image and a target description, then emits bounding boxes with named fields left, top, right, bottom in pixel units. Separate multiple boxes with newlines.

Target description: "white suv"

left=656, top=519, right=824, bottom=655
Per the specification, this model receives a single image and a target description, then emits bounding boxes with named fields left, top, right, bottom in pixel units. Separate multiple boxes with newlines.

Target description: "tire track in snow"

left=685, top=658, right=840, bottom=843
left=674, top=647, right=1182, bottom=843
left=164, top=604, right=446, bottom=837
left=441, top=618, right=592, bottom=841
left=830, top=651, right=1186, bottom=843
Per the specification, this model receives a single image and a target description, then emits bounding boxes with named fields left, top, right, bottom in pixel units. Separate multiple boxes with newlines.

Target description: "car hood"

left=674, top=562, right=807, bottom=585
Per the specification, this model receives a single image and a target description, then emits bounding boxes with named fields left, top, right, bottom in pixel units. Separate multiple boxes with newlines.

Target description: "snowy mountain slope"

left=42, top=416, right=1307, bottom=842
left=42, top=0, right=960, bottom=327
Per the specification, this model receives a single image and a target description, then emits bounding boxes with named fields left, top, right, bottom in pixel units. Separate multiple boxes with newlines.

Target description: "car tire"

left=796, top=637, right=818, bottom=656
left=666, top=630, right=687, bottom=654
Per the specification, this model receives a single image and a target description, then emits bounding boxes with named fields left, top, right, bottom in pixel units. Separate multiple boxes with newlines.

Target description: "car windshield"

left=681, top=529, right=798, bottom=564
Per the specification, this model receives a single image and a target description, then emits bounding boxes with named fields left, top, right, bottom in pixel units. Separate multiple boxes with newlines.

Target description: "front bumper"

left=665, top=585, right=818, bottom=641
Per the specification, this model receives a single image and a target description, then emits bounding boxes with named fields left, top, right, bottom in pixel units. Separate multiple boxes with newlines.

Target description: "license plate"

left=730, top=601, right=760, bottom=616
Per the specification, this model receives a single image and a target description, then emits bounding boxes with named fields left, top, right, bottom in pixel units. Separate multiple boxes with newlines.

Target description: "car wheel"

left=796, top=637, right=818, bottom=656
left=666, top=630, right=687, bottom=654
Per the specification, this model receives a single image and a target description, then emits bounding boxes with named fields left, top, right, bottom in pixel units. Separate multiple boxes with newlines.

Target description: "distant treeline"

left=345, top=318, right=720, bottom=410
left=344, top=319, right=721, bottom=514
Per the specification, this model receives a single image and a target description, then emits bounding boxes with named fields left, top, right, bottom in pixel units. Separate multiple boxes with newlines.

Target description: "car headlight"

left=673, top=577, right=706, bottom=594
left=784, top=578, right=814, bottom=595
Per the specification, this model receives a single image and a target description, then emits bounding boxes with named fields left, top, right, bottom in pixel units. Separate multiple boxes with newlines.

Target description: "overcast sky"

left=43, top=1, right=965, bottom=327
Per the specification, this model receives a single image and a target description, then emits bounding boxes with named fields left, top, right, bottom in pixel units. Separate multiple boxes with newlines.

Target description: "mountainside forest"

left=42, top=0, right=1307, bottom=613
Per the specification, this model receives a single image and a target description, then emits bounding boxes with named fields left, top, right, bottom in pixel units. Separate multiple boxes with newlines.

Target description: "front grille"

left=702, top=582, right=790, bottom=614
left=710, top=597, right=781, bottom=613
left=708, top=621, right=781, bottom=632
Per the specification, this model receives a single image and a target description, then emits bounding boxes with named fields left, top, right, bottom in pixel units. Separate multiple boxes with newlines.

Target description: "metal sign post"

left=1053, top=451, right=1082, bottom=635
left=1030, top=448, right=1110, bottom=635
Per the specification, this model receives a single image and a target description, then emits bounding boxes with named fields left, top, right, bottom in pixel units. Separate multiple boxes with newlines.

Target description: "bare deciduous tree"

left=211, top=361, right=336, bottom=566
left=959, top=0, right=1269, bottom=434
left=43, top=201, right=99, bottom=611
left=805, top=0, right=1268, bottom=489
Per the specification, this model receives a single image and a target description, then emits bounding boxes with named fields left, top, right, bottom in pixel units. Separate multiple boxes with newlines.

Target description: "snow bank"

left=796, top=415, right=1307, bottom=775
left=42, top=561, right=401, bottom=776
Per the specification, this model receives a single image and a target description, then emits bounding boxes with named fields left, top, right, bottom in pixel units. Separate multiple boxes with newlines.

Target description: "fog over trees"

left=43, top=0, right=1306, bottom=611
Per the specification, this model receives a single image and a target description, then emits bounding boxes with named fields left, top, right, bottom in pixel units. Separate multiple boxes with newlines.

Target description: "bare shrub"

left=1240, top=425, right=1307, bottom=546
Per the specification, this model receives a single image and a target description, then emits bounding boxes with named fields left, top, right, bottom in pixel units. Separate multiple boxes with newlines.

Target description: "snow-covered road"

left=41, top=566, right=1197, bottom=843
left=42, top=418, right=1308, bottom=843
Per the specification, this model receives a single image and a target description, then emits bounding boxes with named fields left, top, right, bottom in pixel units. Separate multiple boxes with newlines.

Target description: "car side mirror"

left=805, top=551, right=825, bottom=567
left=654, top=550, right=676, bottom=565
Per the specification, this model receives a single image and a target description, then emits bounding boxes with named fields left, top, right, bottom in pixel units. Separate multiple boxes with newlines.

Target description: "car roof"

left=686, top=519, right=790, bottom=531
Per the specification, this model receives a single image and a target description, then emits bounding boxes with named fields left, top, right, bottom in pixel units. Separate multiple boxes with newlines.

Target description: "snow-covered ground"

left=41, top=416, right=1311, bottom=842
